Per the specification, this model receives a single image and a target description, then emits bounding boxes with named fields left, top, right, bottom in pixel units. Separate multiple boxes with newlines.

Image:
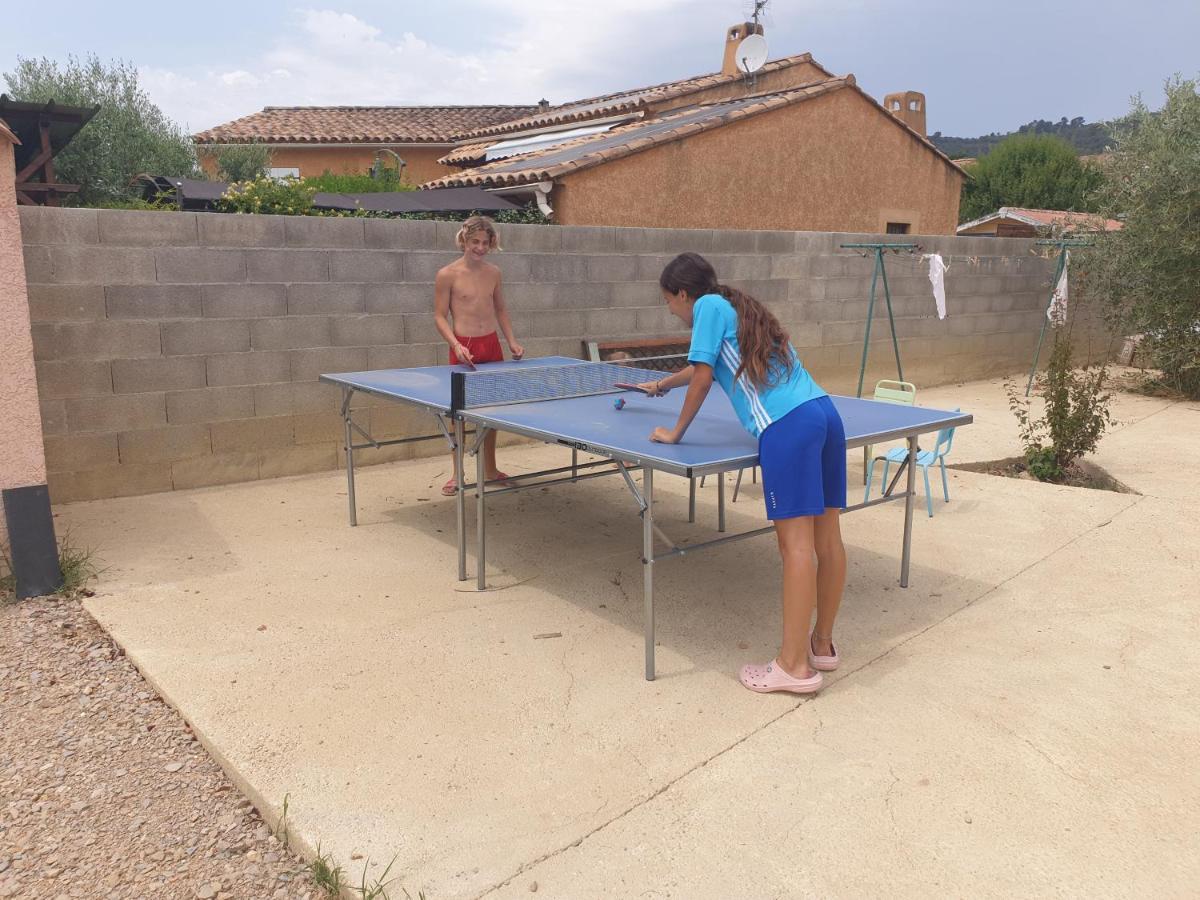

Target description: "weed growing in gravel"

left=58, top=532, right=102, bottom=597
left=275, top=793, right=291, bottom=848
left=352, top=853, right=408, bottom=899
left=309, top=843, right=344, bottom=897
left=0, top=532, right=101, bottom=602
left=0, top=544, right=13, bottom=601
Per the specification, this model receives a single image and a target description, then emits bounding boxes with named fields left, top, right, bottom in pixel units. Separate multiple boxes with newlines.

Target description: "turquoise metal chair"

left=864, top=409, right=959, bottom=517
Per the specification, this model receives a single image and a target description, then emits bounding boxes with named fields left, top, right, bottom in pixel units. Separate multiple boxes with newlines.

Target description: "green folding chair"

left=862, top=380, right=916, bottom=483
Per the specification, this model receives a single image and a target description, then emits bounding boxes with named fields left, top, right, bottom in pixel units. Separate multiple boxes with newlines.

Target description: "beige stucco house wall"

left=552, top=87, right=962, bottom=234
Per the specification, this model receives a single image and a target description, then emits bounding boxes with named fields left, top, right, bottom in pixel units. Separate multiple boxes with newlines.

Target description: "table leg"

left=644, top=467, right=655, bottom=681
left=342, top=388, right=357, bottom=527
left=688, top=476, right=696, bottom=523
left=717, top=472, right=726, bottom=533
left=572, top=447, right=578, bottom=482
left=900, top=435, right=917, bottom=587
left=476, top=428, right=487, bottom=591
left=455, top=418, right=466, bottom=582
left=733, top=468, right=744, bottom=502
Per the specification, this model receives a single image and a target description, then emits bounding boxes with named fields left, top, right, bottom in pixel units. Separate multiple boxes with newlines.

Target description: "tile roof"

left=193, top=105, right=540, bottom=145
left=424, top=76, right=965, bottom=190
left=957, top=207, right=1123, bottom=234
left=449, top=52, right=832, bottom=144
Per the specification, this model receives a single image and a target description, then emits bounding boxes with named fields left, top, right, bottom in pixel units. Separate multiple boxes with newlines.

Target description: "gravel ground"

left=0, top=593, right=323, bottom=899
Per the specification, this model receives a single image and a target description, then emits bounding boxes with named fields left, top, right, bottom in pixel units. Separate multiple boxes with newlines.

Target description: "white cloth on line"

left=1048, top=251, right=1069, bottom=325
left=924, top=253, right=948, bottom=319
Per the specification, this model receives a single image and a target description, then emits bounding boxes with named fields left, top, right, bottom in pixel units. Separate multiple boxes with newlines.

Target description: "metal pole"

left=688, top=476, right=696, bottom=523
left=476, top=429, right=487, bottom=591
left=855, top=250, right=882, bottom=399
left=342, top=388, right=357, bottom=527
left=879, top=253, right=904, bottom=383
left=900, top=435, right=918, bottom=588
left=733, top=468, right=744, bottom=502
left=643, top=467, right=655, bottom=681
left=1026, top=248, right=1068, bottom=396
left=717, top=472, right=726, bottom=533
left=571, top=447, right=578, bottom=482
left=455, top=418, right=466, bottom=581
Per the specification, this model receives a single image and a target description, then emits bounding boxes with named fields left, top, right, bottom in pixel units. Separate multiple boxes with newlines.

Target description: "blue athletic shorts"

left=757, top=395, right=847, bottom=520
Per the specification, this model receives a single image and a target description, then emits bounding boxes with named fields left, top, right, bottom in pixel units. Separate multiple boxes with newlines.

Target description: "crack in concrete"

left=475, top=493, right=1151, bottom=898
left=474, top=697, right=810, bottom=898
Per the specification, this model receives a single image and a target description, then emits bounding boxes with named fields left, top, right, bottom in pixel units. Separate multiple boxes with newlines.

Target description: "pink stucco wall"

left=0, top=122, right=49, bottom=546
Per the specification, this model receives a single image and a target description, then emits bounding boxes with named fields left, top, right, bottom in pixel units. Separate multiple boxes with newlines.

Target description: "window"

left=269, top=167, right=300, bottom=180
left=886, top=222, right=910, bottom=234
left=909, top=99, right=922, bottom=111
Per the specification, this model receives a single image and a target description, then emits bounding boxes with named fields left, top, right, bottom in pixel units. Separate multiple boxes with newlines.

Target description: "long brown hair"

left=659, top=252, right=793, bottom=389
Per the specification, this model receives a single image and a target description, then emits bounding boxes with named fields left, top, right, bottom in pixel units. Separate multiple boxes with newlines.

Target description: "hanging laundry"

left=924, top=253, right=948, bottom=319
left=1048, top=251, right=1069, bottom=325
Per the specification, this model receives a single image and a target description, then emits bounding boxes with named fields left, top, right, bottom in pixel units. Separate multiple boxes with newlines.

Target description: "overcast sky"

left=1, top=0, right=1194, bottom=137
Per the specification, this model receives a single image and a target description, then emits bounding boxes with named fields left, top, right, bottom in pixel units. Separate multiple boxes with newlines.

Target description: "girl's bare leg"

left=773, top=515, right=817, bottom=677
left=811, top=507, right=847, bottom=656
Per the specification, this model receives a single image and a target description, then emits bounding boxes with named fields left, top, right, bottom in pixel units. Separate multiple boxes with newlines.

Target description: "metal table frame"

left=330, top=379, right=957, bottom=680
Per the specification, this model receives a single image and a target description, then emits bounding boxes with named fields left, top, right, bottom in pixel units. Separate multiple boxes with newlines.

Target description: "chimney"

left=722, top=22, right=764, bottom=76
left=538, top=98, right=550, bottom=112
left=883, top=91, right=926, bottom=137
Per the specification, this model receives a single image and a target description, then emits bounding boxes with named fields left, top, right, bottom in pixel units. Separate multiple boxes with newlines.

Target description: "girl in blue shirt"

left=638, top=252, right=848, bottom=695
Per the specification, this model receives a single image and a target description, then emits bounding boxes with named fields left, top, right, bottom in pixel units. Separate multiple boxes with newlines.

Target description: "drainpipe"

left=487, top=180, right=554, bottom=217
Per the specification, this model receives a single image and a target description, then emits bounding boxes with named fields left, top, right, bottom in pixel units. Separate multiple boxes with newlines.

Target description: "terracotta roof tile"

left=958, top=207, right=1123, bottom=233
left=424, top=78, right=856, bottom=190
left=425, top=75, right=965, bottom=191
left=194, top=105, right=539, bottom=145
left=451, top=52, right=831, bottom=143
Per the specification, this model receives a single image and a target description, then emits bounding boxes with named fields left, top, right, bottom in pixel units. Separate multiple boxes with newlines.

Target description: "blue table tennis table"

left=321, top=356, right=972, bottom=680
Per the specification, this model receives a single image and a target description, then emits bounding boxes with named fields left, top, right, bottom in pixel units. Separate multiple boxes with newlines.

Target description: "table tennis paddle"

left=614, top=382, right=653, bottom=394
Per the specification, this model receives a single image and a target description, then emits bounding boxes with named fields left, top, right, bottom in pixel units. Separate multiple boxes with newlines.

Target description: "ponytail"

left=716, top=284, right=794, bottom=389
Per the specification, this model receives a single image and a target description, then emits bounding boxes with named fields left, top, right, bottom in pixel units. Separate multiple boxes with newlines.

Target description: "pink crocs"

left=739, top=659, right=823, bottom=694
left=808, top=633, right=840, bottom=672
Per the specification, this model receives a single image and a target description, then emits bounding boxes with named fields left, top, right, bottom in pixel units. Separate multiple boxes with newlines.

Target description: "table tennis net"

left=450, top=361, right=665, bottom=411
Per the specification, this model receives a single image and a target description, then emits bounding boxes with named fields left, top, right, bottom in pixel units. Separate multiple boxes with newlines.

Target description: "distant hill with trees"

left=931, top=117, right=1114, bottom=159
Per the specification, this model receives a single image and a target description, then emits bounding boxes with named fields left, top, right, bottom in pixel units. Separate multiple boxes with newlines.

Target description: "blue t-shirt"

left=687, top=293, right=826, bottom=438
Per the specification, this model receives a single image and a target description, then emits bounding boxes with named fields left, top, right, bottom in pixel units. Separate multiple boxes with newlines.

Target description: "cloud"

left=139, top=2, right=765, bottom=133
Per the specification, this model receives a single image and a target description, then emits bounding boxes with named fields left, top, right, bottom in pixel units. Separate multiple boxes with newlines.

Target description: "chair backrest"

left=873, top=379, right=916, bottom=406
left=933, top=408, right=960, bottom=458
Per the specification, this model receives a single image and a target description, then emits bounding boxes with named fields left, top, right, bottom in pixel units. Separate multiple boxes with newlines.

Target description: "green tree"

left=2, top=55, right=198, bottom=205
left=959, top=133, right=1104, bottom=222
left=1076, top=77, right=1200, bottom=398
left=214, top=142, right=272, bottom=183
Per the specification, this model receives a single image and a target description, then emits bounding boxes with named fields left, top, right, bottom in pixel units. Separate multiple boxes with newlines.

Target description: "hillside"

left=930, top=117, right=1113, bottom=158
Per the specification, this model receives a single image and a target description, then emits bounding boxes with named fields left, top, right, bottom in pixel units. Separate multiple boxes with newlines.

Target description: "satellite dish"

left=737, top=33, right=768, bottom=74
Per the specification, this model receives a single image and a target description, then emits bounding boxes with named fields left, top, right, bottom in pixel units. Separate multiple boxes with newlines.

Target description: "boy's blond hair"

left=455, top=215, right=501, bottom=251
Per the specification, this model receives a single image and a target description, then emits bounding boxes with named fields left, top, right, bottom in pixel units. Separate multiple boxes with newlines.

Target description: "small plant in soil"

left=1005, top=330, right=1113, bottom=482
left=1, top=531, right=101, bottom=602
left=309, top=842, right=344, bottom=897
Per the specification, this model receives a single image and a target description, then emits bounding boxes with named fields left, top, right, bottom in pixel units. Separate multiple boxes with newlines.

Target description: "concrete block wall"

left=20, top=207, right=1066, bottom=503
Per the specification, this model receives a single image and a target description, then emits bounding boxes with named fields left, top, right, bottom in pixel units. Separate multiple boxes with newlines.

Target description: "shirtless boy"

left=434, top=215, right=525, bottom=496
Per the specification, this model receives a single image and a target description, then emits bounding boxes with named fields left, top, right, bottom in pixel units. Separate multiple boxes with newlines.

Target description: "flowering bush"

left=217, top=176, right=316, bottom=215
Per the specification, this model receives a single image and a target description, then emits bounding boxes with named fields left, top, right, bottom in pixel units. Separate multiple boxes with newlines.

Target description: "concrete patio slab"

left=60, top=374, right=1199, bottom=898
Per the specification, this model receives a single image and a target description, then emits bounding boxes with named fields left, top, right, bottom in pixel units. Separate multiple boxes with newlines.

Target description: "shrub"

left=214, top=142, right=272, bottom=183
left=959, top=133, right=1103, bottom=223
left=217, top=176, right=315, bottom=215
left=2, top=55, right=199, bottom=205
left=303, top=170, right=415, bottom=194
left=1006, top=331, right=1113, bottom=481
left=1075, top=77, right=1200, bottom=399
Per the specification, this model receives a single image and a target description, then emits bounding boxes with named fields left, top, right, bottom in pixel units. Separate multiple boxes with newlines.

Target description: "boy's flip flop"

left=441, top=478, right=458, bottom=496
left=739, top=660, right=823, bottom=694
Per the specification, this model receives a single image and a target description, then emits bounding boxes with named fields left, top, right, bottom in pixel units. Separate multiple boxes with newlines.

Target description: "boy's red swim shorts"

left=450, top=331, right=504, bottom=365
